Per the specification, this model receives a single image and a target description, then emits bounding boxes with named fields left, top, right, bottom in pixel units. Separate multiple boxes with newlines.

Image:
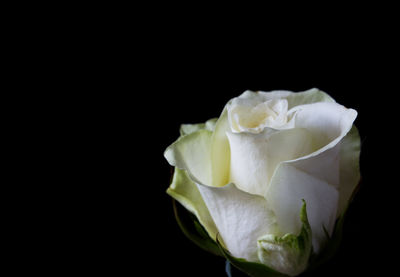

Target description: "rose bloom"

left=165, top=89, right=360, bottom=276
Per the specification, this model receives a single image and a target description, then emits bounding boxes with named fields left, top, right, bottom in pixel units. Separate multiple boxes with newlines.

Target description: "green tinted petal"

left=165, top=129, right=219, bottom=240
left=172, top=199, right=222, bottom=256
left=167, top=168, right=218, bottom=239
left=164, top=129, right=213, bottom=185
left=180, top=118, right=218, bottom=136
left=285, top=88, right=335, bottom=108
left=337, top=125, right=361, bottom=215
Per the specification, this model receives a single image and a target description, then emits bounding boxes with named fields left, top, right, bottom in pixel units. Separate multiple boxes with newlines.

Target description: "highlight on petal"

left=196, top=182, right=278, bottom=263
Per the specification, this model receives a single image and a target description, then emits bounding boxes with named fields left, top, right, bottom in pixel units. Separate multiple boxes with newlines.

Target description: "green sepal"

left=216, top=236, right=289, bottom=277
left=172, top=199, right=223, bottom=257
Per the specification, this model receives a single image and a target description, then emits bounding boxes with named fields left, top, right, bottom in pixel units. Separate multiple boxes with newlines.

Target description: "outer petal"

left=197, top=182, right=278, bottom=263
left=165, top=128, right=221, bottom=240
left=167, top=168, right=218, bottom=239
left=180, top=118, right=218, bottom=136
left=164, top=129, right=213, bottom=185
left=284, top=88, right=335, bottom=108
left=337, top=125, right=361, bottom=215
left=266, top=102, right=357, bottom=253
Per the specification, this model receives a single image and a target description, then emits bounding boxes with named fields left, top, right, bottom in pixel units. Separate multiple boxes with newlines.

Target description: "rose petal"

left=167, top=168, right=219, bottom=240
left=180, top=118, right=218, bottom=136
left=227, top=127, right=316, bottom=196
left=337, top=125, right=361, bottom=215
left=266, top=163, right=339, bottom=253
left=164, top=129, right=213, bottom=186
left=266, top=102, right=357, bottom=253
left=211, top=109, right=231, bottom=187
left=197, top=182, right=278, bottom=262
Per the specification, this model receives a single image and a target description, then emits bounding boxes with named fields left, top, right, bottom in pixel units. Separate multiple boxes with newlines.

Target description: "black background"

left=14, top=6, right=398, bottom=276
left=83, top=15, right=396, bottom=275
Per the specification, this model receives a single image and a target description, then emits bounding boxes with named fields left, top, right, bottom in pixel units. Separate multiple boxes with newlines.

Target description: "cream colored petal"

left=211, top=109, right=231, bottom=187
left=227, top=99, right=290, bottom=133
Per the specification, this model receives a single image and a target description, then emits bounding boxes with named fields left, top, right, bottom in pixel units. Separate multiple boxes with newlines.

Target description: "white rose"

left=164, top=88, right=360, bottom=276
